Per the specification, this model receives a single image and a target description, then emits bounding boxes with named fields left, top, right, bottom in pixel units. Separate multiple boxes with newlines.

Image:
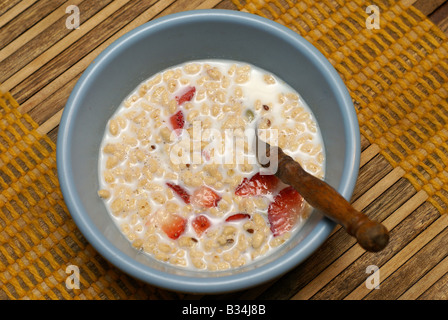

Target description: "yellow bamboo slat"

left=19, top=0, right=178, bottom=116
left=359, top=144, right=381, bottom=167
left=0, top=0, right=132, bottom=93
left=352, top=166, right=406, bottom=211
left=0, top=0, right=84, bottom=63
left=291, top=190, right=428, bottom=300
left=344, top=213, right=448, bottom=300
left=398, top=254, right=448, bottom=299
left=0, top=0, right=39, bottom=29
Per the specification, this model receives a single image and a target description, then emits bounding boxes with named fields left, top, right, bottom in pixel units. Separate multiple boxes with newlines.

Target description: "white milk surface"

left=98, top=59, right=325, bottom=271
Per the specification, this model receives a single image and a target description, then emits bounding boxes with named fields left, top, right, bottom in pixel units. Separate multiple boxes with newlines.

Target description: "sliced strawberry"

left=268, top=186, right=304, bottom=237
left=175, top=86, right=196, bottom=105
left=160, top=214, right=187, bottom=240
left=235, top=172, right=280, bottom=196
left=169, top=110, right=185, bottom=132
left=191, top=186, right=222, bottom=208
left=192, top=215, right=211, bottom=237
left=202, top=149, right=211, bottom=162
left=166, top=182, right=190, bottom=204
left=225, top=213, right=251, bottom=222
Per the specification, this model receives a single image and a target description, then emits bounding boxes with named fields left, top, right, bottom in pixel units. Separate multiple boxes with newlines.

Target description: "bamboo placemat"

left=1, top=0, right=448, bottom=300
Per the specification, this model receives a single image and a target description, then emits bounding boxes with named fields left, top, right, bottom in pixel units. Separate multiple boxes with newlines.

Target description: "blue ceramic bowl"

left=57, top=9, right=360, bottom=294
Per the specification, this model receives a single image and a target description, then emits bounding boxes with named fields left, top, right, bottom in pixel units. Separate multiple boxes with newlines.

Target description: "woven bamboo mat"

left=1, top=0, right=448, bottom=300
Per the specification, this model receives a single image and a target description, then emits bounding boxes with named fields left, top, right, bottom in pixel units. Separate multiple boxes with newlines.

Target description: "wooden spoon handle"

left=273, top=146, right=389, bottom=252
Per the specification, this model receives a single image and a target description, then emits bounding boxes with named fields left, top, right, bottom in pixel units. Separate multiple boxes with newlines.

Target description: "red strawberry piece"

left=268, top=186, right=304, bottom=237
left=169, top=110, right=185, bottom=133
left=225, top=213, right=251, bottom=222
left=160, top=214, right=187, bottom=240
left=235, top=172, right=280, bottom=196
left=202, top=149, right=211, bottom=162
left=175, top=86, right=196, bottom=105
left=191, top=186, right=222, bottom=208
left=192, top=215, right=211, bottom=237
left=166, top=182, right=190, bottom=204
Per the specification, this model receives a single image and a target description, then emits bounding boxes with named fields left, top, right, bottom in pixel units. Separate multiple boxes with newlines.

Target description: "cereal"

left=263, top=74, right=276, bottom=85
left=108, top=119, right=119, bottom=136
left=97, top=189, right=110, bottom=199
left=98, top=59, right=325, bottom=271
left=184, top=63, right=201, bottom=74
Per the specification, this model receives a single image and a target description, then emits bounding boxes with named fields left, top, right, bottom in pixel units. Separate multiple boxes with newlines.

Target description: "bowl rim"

left=57, top=9, right=360, bottom=294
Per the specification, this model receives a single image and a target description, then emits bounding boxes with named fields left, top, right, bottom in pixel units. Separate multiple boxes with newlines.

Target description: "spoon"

left=255, top=129, right=389, bottom=252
